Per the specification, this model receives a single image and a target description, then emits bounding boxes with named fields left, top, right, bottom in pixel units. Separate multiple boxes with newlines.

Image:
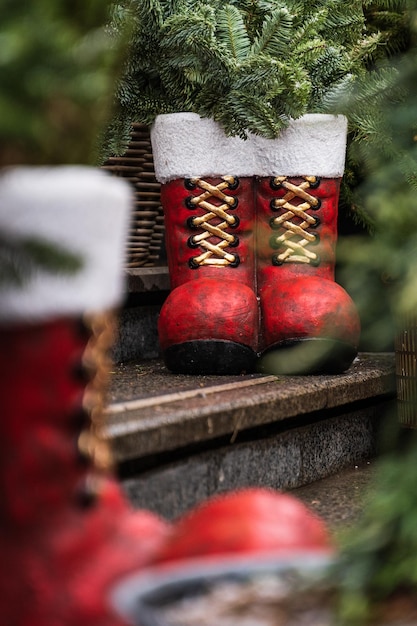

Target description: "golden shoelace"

left=187, top=176, right=239, bottom=268
left=270, top=176, right=320, bottom=265
left=78, top=311, right=116, bottom=472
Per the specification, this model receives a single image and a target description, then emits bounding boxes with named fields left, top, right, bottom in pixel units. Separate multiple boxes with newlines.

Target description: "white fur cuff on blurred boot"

left=0, top=166, right=132, bottom=324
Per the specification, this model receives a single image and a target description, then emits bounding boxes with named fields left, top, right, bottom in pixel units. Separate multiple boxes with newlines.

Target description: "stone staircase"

left=107, top=271, right=396, bottom=521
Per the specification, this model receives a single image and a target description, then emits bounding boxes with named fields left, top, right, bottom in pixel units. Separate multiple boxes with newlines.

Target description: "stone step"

left=105, top=353, right=396, bottom=520
left=293, top=460, right=375, bottom=536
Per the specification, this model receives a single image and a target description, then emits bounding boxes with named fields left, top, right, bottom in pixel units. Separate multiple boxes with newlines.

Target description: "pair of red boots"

left=0, top=167, right=332, bottom=626
left=152, top=113, right=361, bottom=375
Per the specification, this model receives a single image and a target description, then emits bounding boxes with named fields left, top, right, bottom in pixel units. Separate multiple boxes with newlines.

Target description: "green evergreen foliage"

left=0, top=236, right=83, bottom=287
left=363, top=0, right=411, bottom=59
left=105, top=0, right=377, bottom=154
left=338, top=2, right=417, bottom=323
left=332, top=0, right=412, bottom=229
left=0, top=0, right=127, bottom=165
left=334, top=5, right=417, bottom=621
left=0, top=1, right=129, bottom=283
left=337, top=440, right=417, bottom=624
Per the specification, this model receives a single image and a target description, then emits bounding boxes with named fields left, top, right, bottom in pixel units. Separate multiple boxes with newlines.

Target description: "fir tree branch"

left=0, top=237, right=84, bottom=287
left=217, top=5, right=251, bottom=61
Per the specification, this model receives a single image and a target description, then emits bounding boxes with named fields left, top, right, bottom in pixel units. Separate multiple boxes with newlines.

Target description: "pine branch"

left=217, top=5, right=251, bottom=61
left=104, top=0, right=402, bottom=149
left=0, top=237, right=84, bottom=287
left=1, top=1, right=128, bottom=165
left=250, top=7, right=293, bottom=58
left=217, top=90, right=288, bottom=138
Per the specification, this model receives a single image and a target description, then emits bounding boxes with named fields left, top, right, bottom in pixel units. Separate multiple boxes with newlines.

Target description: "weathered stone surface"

left=112, top=306, right=161, bottom=363
left=120, top=403, right=391, bottom=520
left=104, top=353, right=396, bottom=519
left=125, top=267, right=170, bottom=293
left=105, top=353, right=395, bottom=461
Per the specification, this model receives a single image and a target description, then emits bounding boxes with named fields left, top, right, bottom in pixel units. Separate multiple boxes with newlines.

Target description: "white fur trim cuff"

left=151, top=113, right=347, bottom=182
left=0, top=166, right=131, bottom=324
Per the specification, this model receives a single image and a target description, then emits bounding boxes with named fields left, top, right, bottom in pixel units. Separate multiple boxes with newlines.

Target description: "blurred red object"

left=152, top=488, right=333, bottom=565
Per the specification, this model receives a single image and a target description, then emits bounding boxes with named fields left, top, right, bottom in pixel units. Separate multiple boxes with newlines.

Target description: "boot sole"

left=163, top=340, right=257, bottom=375
left=257, top=338, right=357, bottom=376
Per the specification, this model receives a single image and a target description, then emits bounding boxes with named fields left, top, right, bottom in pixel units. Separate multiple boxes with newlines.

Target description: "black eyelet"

left=75, top=318, right=91, bottom=341
left=71, top=360, right=95, bottom=384
left=230, top=215, right=240, bottom=229
left=74, top=479, right=98, bottom=509
left=270, top=198, right=279, bottom=211
left=229, top=196, right=238, bottom=209
left=184, top=178, right=196, bottom=190
left=77, top=445, right=91, bottom=467
left=311, top=254, right=321, bottom=267
left=311, top=216, right=321, bottom=228
left=272, top=254, right=284, bottom=266
left=71, top=405, right=90, bottom=431
left=269, top=217, right=280, bottom=230
left=227, top=177, right=239, bottom=190
left=187, top=236, right=199, bottom=249
left=185, top=196, right=197, bottom=209
left=188, top=258, right=200, bottom=270
left=186, top=216, right=197, bottom=229
left=309, top=198, right=321, bottom=211
left=270, top=177, right=282, bottom=190
left=308, top=177, right=321, bottom=189
left=229, top=235, right=239, bottom=248
left=229, top=255, right=240, bottom=268
left=310, top=233, right=320, bottom=246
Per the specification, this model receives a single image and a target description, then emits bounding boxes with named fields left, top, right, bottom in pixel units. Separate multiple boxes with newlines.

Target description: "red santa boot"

left=254, top=115, right=360, bottom=374
left=151, top=113, right=259, bottom=375
left=0, top=167, right=170, bottom=626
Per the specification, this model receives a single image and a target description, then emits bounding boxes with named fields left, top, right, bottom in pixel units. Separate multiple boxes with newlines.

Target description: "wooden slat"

left=103, top=123, right=165, bottom=269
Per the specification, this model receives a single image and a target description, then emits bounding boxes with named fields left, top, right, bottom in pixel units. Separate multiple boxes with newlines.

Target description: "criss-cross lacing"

left=77, top=313, right=115, bottom=471
left=269, top=176, right=321, bottom=266
left=185, top=176, right=240, bottom=268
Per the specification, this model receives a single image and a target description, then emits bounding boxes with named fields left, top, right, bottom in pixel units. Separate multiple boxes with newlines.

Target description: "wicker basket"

left=395, top=318, right=417, bottom=427
left=103, top=123, right=165, bottom=268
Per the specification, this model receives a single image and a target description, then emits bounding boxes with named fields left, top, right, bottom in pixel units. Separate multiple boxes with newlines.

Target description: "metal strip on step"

left=105, top=375, right=278, bottom=415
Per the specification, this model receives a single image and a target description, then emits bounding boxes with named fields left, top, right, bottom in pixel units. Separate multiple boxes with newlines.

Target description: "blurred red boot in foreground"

left=0, top=168, right=169, bottom=626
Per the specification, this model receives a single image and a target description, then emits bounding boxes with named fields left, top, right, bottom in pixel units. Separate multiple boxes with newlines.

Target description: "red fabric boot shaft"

left=158, top=176, right=258, bottom=374
left=256, top=175, right=360, bottom=374
left=0, top=319, right=169, bottom=626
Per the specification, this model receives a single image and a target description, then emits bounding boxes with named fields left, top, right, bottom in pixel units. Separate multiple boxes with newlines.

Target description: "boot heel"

left=257, top=338, right=358, bottom=376
left=164, top=339, right=257, bottom=375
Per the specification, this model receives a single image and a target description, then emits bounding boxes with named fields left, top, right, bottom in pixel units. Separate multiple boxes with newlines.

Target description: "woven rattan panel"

left=396, top=318, right=417, bottom=427
left=103, top=124, right=165, bottom=268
